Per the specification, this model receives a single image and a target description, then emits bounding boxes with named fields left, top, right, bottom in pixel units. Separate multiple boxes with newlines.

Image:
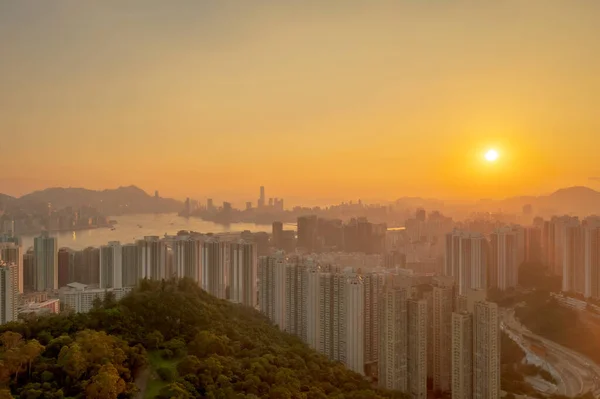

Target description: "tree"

left=158, top=383, right=191, bottom=399
left=0, top=389, right=13, bottom=399
left=57, top=343, right=86, bottom=380
left=22, top=340, right=44, bottom=378
left=144, top=330, right=164, bottom=350
left=177, top=355, right=202, bottom=376
left=0, top=332, right=22, bottom=351
left=85, top=364, right=126, bottom=399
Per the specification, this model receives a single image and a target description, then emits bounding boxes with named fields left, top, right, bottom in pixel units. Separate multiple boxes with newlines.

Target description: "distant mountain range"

left=491, top=186, right=600, bottom=216
left=395, top=186, right=600, bottom=218
left=1, top=185, right=599, bottom=219
left=0, top=186, right=182, bottom=216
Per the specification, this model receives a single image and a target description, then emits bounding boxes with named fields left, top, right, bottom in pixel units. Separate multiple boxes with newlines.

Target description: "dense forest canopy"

left=0, top=279, right=407, bottom=399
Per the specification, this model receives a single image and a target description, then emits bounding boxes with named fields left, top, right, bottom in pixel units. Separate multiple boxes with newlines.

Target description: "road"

left=501, top=308, right=600, bottom=397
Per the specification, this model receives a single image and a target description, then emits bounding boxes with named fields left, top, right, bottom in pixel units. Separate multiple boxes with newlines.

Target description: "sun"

left=485, top=149, right=499, bottom=162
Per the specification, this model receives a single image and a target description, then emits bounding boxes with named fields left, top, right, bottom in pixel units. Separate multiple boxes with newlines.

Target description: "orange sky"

left=1, top=1, right=599, bottom=204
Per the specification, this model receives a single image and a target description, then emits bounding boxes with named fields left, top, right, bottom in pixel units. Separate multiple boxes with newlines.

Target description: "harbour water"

left=20, top=213, right=274, bottom=250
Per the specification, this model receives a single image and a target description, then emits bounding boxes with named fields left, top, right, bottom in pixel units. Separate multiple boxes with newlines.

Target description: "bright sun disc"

left=485, top=149, right=499, bottom=162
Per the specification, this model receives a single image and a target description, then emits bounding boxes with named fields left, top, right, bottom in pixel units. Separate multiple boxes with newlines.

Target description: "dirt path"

left=134, top=367, right=151, bottom=399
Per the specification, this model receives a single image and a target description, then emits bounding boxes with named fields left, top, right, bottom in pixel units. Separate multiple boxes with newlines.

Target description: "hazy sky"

left=1, top=1, right=599, bottom=204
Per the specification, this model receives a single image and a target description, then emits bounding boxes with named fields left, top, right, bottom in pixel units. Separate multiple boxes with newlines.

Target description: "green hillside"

left=0, top=279, right=407, bottom=399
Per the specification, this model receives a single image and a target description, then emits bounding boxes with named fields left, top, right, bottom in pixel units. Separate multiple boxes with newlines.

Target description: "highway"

left=501, top=308, right=600, bottom=397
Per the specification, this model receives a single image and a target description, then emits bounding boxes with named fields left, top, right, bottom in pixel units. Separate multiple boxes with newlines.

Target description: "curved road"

left=501, top=308, right=600, bottom=397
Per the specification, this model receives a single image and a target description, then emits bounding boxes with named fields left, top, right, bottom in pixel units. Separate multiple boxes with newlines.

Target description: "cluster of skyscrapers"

left=257, top=253, right=500, bottom=399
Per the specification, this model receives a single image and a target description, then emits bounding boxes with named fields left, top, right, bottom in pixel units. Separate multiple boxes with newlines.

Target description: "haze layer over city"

left=1, top=2, right=599, bottom=399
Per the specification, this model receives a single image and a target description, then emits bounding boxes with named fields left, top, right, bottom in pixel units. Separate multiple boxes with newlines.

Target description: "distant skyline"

left=1, top=1, right=599, bottom=201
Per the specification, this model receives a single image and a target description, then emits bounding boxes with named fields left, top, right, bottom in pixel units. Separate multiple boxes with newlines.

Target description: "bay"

left=20, top=213, right=274, bottom=250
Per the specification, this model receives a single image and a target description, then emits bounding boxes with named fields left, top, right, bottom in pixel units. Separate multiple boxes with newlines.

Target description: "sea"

left=20, top=213, right=275, bottom=250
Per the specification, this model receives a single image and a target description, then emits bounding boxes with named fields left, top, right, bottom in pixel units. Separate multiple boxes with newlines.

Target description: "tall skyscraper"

left=34, top=232, right=58, bottom=291
left=0, top=242, right=22, bottom=293
left=433, top=277, right=455, bottom=392
left=138, top=236, right=169, bottom=281
left=0, top=262, right=18, bottom=324
left=408, top=299, right=428, bottom=399
left=473, top=301, right=500, bottom=399
left=201, top=238, right=230, bottom=300
left=229, top=240, right=257, bottom=307
left=258, top=253, right=287, bottom=329
left=100, top=241, right=123, bottom=289
left=258, top=186, right=265, bottom=208
left=490, top=228, right=519, bottom=291
left=122, top=243, right=142, bottom=287
left=451, top=311, right=473, bottom=399
left=378, top=279, right=409, bottom=391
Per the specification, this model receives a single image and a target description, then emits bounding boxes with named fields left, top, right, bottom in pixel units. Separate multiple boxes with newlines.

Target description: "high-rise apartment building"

left=445, top=231, right=488, bottom=295
left=34, top=232, right=58, bottom=291
left=73, top=247, right=100, bottom=286
left=408, top=299, right=428, bottom=399
left=229, top=240, right=257, bottom=307
left=545, top=216, right=579, bottom=277
left=364, top=273, right=384, bottom=377
left=201, top=239, right=229, bottom=300
left=272, top=222, right=283, bottom=249
left=303, top=263, right=321, bottom=349
left=433, top=277, right=455, bottom=392
left=473, top=301, right=500, bottom=399
left=563, top=225, right=585, bottom=294
left=57, top=248, right=72, bottom=288
left=584, top=227, right=600, bottom=299
left=298, top=215, right=318, bottom=252
left=524, top=226, right=542, bottom=263
left=451, top=312, right=473, bottom=399
left=345, top=275, right=365, bottom=375
left=138, top=236, right=169, bottom=281
left=23, top=251, right=35, bottom=292
left=122, top=243, right=142, bottom=287
left=0, top=242, right=22, bottom=293
left=284, top=257, right=305, bottom=337
left=490, top=228, right=518, bottom=291
left=258, top=253, right=287, bottom=329
left=378, top=279, right=409, bottom=391
left=0, top=262, right=18, bottom=324
left=100, top=241, right=123, bottom=289
left=172, top=235, right=203, bottom=284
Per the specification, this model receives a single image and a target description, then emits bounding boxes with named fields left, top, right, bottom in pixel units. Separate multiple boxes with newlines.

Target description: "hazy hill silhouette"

left=395, top=186, right=600, bottom=218
left=3, top=186, right=182, bottom=216
left=477, top=186, right=600, bottom=217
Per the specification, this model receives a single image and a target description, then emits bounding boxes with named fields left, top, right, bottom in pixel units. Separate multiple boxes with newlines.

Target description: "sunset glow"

left=1, top=1, right=599, bottom=203
left=485, top=149, right=499, bottom=163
